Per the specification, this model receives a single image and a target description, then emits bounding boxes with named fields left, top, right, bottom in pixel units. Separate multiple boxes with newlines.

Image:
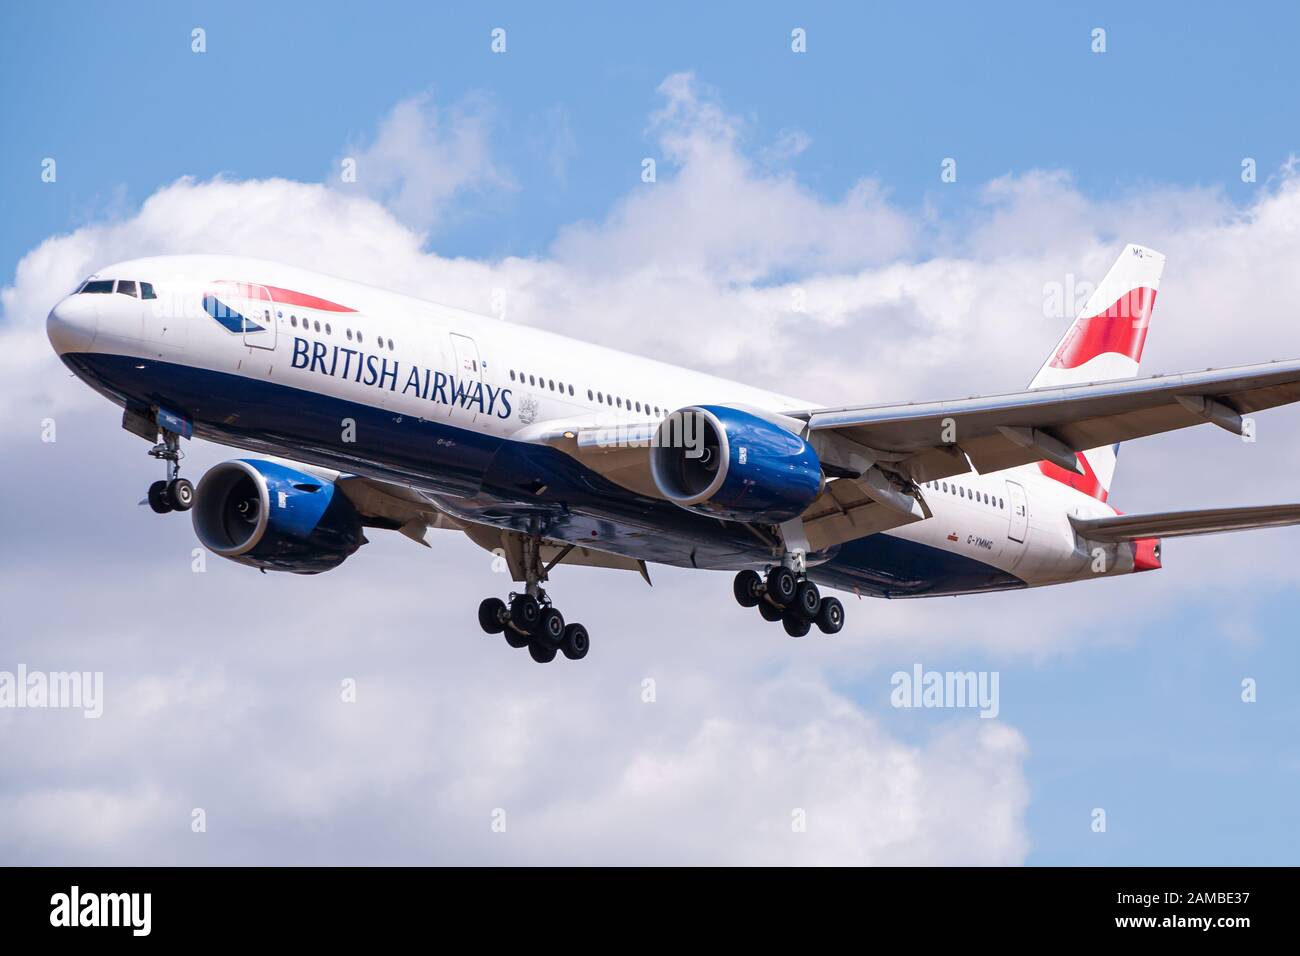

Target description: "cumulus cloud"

left=551, top=73, right=915, bottom=283
left=335, top=92, right=513, bottom=233
left=5, top=73, right=1300, bottom=864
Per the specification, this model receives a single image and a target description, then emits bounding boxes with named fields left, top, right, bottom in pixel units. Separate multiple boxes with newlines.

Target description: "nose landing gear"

left=734, top=566, right=844, bottom=637
left=143, top=427, right=193, bottom=514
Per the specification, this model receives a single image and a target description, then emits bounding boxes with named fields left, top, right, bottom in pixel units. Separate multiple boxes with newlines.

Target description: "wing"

left=799, top=358, right=1300, bottom=484
left=514, top=360, right=1300, bottom=553
left=330, top=472, right=652, bottom=580
left=334, top=474, right=465, bottom=545
left=1070, top=504, right=1300, bottom=542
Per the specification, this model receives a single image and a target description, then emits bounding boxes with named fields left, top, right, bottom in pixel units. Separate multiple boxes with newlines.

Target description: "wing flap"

left=800, top=476, right=928, bottom=552
left=1070, top=504, right=1300, bottom=542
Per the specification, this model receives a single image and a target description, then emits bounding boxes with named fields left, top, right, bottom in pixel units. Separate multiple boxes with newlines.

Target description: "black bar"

left=0, top=866, right=1285, bottom=941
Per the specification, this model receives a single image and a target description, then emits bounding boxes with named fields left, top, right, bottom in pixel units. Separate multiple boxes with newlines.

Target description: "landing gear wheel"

left=815, top=596, right=844, bottom=635
left=782, top=610, right=812, bottom=638
left=793, top=580, right=821, bottom=621
left=504, top=630, right=530, bottom=649
left=528, top=640, right=557, bottom=663
left=733, top=570, right=763, bottom=607
left=510, top=594, right=542, bottom=634
left=167, top=477, right=194, bottom=512
left=561, top=623, right=590, bottom=660
left=758, top=601, right=784, bottom=623
left=765, top=566, right=797, bottom=607
left=147, top=480, right=172, bottom=514
left=537, top=607, right=565, bottom=646
left=478, top=597, right=507, bottom=634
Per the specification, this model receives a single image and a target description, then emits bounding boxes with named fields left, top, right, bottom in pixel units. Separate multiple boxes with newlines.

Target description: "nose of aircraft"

left=46, top=294, right=99, bottom=355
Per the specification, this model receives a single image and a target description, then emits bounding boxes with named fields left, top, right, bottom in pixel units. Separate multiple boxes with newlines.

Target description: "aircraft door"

left=240, top=283, right=277, bottom=350
left=449, top=332, right=483, bottom=423
left=1005, top=480, right=1028, bottom=543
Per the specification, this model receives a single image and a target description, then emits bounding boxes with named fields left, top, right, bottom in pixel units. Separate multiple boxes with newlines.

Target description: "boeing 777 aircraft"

left=46, top=244, right=1300, bottom=662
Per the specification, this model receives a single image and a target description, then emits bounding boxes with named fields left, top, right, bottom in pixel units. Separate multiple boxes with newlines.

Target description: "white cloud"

left=550, top=73, right=916, bottom=283
left=335, top=92, right=513, bottom=233
left=5, top=73, right=1300, bottom=863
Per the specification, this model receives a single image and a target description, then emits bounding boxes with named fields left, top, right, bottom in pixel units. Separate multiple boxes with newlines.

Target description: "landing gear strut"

left=145, top=428, right=193, bottom=514
left=476, top=530, right=590, bottom=663
left=733, top=562, right=844, bottom=637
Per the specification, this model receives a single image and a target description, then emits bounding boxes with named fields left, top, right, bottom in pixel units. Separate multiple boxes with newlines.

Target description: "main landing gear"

left=477, top=593, right=589, bottom=663
left=476, top=530, right=590, bottom=663
left=733, top=566, right=844, bottom=638
left=144, top=428, right=193, bottom=514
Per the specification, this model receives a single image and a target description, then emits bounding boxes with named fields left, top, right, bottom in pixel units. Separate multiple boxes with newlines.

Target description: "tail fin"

left=1028, top=243, right=1166, bottom=502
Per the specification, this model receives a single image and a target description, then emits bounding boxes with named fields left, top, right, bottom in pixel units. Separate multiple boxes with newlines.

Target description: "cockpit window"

left=78, top=278, right=156, bottom=297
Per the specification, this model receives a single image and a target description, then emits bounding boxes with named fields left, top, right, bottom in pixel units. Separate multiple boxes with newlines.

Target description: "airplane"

left=46, top=244, right=1300, bottom=662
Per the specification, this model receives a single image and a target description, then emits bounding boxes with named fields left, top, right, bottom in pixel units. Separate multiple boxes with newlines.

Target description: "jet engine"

left=649, top=405, right=823, bottom=523
left=192, top=459, right=364, bottom=573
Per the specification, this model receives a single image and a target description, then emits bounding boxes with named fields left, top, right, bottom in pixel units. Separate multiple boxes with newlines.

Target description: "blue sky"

left=4, top=0, right=1296, bottom=273
left=2, top=1, right=1298, bottom=865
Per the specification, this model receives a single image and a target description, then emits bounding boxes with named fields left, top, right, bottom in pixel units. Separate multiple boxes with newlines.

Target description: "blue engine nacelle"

left=649, top=405, right=823, bottom=523
left=192, top=459, right=364, bottom=573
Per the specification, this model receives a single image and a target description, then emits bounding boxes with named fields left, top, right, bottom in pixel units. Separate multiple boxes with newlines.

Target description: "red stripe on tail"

left=1038, top=453, right=1108, bottom=502
left=1049, top=287, right=1157, bottom=369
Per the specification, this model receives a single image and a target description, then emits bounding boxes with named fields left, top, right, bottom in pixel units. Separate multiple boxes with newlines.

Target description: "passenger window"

left=357, top=332, right=363, bottom=344
left=325, top=323, right=332, bottom=335
left=291, top=316, right=298, bottom=327
left=82, top=280, right=113, bottom=294
left=568, top=385, right=574, bottom=396
left=140, top=282, right=156, bottom=299
left=116, top=280, right=137, bottom=297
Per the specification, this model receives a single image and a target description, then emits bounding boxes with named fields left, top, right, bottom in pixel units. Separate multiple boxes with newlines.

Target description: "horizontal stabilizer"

left=1070, top=503, right=1300, bottom=542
